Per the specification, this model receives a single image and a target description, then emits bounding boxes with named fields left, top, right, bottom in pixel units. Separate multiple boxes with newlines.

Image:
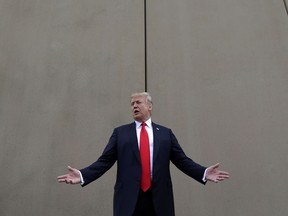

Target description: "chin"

left=133, top=116, right=142, bottom=122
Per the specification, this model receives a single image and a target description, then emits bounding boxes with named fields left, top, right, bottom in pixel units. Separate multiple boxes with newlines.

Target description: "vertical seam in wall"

left=284, top=0, right=288, bottom=15
left=144, top=0, right=148, bottom=92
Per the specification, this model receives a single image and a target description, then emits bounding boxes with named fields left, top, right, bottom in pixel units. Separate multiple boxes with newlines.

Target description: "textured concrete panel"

left=147, top=0, right=288, bottom=215
left=0, top=0, right=144, bottom=215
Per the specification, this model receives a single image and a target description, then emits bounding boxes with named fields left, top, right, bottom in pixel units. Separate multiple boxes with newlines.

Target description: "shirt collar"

left=135, top=118, right=152, bottom=129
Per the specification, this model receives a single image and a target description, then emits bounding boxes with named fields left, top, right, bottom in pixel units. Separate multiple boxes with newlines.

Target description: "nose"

left=131, top=103, right=136, bottom=110
left=132, top=103, right=138, bottom=108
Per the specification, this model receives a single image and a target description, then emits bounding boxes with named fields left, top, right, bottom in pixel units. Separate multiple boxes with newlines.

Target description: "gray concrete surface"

left=147, top=1, right=288, bottom=215
left=0, top=0, right=287, bottom=215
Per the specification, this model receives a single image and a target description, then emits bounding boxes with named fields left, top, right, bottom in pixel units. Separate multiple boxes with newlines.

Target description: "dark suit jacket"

left=80, top=122, right=206, bottom=216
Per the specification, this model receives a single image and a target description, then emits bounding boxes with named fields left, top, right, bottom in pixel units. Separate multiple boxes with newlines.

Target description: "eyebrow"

left=131, top=100, right=142, bottom=104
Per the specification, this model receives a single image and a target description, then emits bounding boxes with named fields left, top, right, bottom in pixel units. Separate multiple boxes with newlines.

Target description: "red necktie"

left=140, top=122, right=151, bottom=192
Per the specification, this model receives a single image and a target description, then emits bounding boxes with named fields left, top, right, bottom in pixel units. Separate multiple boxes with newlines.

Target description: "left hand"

left=205, top=163, right=229, bottom=183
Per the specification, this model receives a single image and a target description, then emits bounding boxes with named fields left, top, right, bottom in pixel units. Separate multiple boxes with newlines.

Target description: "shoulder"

left=152, top=122, right=171, bottom=132
left=114, top=122, right=135, bottom=131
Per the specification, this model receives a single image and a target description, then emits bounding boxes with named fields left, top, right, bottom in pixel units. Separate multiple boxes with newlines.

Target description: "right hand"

left=57, top=166, right=81, bottom=184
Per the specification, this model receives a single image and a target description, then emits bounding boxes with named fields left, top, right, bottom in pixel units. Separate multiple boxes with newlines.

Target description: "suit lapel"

left=152, top=123, right=160, bottom=165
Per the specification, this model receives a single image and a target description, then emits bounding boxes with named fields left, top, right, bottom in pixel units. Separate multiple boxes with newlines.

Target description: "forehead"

left=131, top=95, right=146, bottom=102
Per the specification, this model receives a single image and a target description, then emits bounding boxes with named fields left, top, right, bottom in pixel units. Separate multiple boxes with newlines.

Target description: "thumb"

left=211, top=163, right=220, bottom=170
left=67, top=166, right=75, bottom=172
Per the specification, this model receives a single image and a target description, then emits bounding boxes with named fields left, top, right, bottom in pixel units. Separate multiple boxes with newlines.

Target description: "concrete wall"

left=0, top=0, right=287, bottom=215
left=0, top=1, right=144, bottom=215
left=147, top=1, right=288, bottom=215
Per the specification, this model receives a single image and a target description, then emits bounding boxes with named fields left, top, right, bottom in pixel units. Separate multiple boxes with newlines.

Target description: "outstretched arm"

left=57, top=166, right=81, bottom=185
left=205, top=163, right=229, bottom=183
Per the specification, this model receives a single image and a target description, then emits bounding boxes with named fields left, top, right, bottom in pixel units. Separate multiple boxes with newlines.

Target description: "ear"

left=148, top=104, right=153, bottom=111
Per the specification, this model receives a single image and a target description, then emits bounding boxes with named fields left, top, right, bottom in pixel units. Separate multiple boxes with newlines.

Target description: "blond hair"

left=130, top=92, right=153, bottom=105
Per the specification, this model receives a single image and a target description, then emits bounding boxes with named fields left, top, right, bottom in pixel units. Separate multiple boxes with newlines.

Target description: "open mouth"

left=133, top=110, right=140, bottom=114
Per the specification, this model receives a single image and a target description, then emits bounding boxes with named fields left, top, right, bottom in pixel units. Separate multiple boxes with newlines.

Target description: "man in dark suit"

left=58, top=92, right=229, bottom=216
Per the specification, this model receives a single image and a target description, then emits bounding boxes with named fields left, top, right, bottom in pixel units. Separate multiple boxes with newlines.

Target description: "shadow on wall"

left=284, top=0, right=288, bottom=15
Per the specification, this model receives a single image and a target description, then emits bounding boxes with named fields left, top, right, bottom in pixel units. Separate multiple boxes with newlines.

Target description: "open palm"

left=205, top=163, right=229, bottom=183
left=57, top=166, right=81, bottom=184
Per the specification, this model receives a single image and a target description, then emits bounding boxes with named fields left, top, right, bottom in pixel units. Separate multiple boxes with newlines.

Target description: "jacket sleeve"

left=169, top=129, right=207, bottom=184
left=80, top=129, right=117, bottom=186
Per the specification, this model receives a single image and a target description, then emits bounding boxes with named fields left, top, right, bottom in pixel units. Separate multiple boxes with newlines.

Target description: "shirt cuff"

left=202, top=168, right=208, bottom=182
left=78, top=170, right=85, bottom=185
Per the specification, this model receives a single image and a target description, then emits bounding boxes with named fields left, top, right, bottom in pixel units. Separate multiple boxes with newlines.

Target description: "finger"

left=218, top=175, right=229, bottom=180
left=219, top=170, right=229, bottom=175
left=65, top=179, right=73, bottom=184
left=58, top=178, right=68, bottom=183
left=219, top=172, right=230, bottom=177
left=222, top=174, right=230, bottom=178
left=216, top=174, right=230, bottom=182
left=217, top=173, right=229, bottom=178
left=65, top=179, right=77, bottom=184
left=217, top=176, right=228, bottom=180
left=57, top=175, right=68, bottom=180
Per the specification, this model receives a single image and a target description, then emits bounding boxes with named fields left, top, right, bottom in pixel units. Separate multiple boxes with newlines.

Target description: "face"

left=130, top=95, right=152, bottom=122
